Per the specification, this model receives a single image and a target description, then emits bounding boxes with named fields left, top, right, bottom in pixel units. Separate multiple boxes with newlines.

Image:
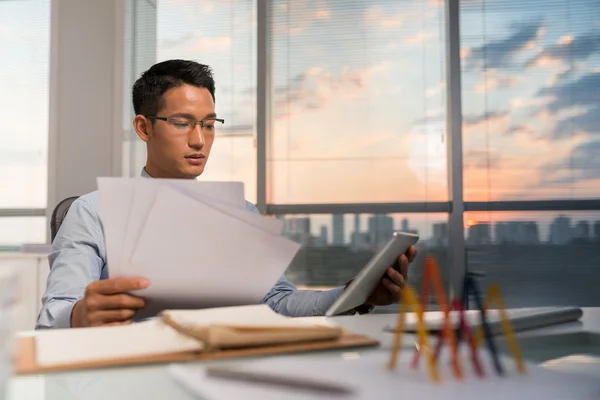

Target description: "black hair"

left=132, top=59, right=215, bottom=116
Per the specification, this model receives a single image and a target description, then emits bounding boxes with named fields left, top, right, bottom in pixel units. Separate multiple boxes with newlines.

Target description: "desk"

left=7, top=308, right=600, bottom=400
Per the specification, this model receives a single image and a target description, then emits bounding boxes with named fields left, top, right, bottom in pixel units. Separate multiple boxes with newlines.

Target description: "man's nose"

left=188, top=124, right=205, bottom=149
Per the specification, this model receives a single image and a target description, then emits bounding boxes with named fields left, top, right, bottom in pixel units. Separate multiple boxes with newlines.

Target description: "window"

left=124, top=0, right=258, bottom=203
left=276, top=212, right=450, bottom=294
left=0, top=0, right=50, bottom=209
left=465, top=211, right=600, bottom=307
left=460, top=0, right=600, bottom=201
left=268, top=0, right=447, bottom=204
left=0, top=0, right=50, bottom=248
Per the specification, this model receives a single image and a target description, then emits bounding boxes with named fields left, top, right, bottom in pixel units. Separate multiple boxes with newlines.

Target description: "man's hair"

left=132, top=59, right=215, bottom=116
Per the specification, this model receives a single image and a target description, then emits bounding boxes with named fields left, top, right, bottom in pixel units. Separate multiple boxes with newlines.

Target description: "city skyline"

left=280, top=212, right=600, bottom=248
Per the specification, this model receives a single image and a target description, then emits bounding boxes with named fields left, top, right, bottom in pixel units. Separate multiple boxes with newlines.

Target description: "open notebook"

left=19, top=305, right=377, bottom=374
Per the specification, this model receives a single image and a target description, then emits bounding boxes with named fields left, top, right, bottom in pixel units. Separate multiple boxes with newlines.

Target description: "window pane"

left=0, top=0, right=50, bottom=208
left=460, top=0, right=600, bottom=201
left=124, top=0, right=257, bottom=203
left=465, top=210, right=600, bottom=307
left=274, top=212, right=450, bottom=310
left=268, top=0, right=448, bottom=204
left=0, top=217, right=46, bottom=250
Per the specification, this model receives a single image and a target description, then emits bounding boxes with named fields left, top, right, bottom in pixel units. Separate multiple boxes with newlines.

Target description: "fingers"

left=89, top=277, right=149, bottom=295
left=88, top=293, right=146, bottom=311
left=386, top=267, right=406, bottom=287
left=406, top=245, right=417, bottom=262
left=88, top=309, right=137, bottom=326
left=382, top=277, right=401, bottom=297
left=395, top=254, right=409, bottom=279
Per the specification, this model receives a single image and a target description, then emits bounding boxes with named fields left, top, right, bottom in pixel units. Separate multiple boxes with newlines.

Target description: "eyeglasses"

left=146, top=115, right=224, bottom=134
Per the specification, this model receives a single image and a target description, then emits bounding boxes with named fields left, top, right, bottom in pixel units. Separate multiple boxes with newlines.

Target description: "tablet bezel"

left=325, top=231, right=419, bottom=317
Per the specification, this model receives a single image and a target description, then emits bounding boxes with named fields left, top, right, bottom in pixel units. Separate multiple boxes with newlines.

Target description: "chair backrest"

left=50, top=196, right=79, bottom=243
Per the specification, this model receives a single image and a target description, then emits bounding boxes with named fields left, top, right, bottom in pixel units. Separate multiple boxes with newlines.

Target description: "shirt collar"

left=141, top=167, right=152, bottom=178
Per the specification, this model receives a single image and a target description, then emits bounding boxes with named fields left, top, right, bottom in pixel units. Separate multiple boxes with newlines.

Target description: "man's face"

left=134, top=84, right=216, bottom=179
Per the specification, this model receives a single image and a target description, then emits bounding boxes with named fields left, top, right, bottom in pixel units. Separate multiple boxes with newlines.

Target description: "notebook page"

left=162, top=305, right=319, bottom=328
left=35, top=319, right=203, bottom=367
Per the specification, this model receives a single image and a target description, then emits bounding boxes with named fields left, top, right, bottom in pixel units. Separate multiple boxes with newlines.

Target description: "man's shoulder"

left=245, top=201, right=260, bottom=214
left=71, top=190, right=100, bottom=213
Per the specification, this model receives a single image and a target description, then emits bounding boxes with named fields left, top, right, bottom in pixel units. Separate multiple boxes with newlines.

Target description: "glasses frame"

left=145, top=115, right=225, bottom=133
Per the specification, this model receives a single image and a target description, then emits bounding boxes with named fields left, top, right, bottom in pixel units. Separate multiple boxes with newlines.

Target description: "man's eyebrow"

left=169, top=112, right=217, bottom=120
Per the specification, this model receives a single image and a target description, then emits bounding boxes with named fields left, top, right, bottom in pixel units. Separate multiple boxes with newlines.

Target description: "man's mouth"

left=185, top=154, right=205, bottom=159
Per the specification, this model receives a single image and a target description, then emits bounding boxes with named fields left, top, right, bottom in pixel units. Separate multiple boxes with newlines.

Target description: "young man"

left=37, top=60, right=416, bottom=329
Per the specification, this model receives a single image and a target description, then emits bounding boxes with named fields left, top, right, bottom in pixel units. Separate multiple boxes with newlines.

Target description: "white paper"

left=129, top=186, right=300, bottom=305
left=118, top=178, right=249, bottom=276
left=163, top=304, right=320, bottom=328
left=169, top=350, right=600, bottom=400
left=35, top=319, right=203, bottom=367
left=97, top=178, right=135, bottom=275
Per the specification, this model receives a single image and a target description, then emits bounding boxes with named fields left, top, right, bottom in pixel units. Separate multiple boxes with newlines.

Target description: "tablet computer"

left=325, top=231, right=419, bottom=317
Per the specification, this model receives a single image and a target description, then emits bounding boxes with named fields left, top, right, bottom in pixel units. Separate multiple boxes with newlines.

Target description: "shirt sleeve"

left=36, top=198, right=106, bottom=329
left=261, top=274, right=345, bottom=317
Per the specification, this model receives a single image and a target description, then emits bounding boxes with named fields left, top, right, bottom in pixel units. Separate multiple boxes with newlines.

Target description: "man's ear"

left=133, top=115, right=150, bottom=143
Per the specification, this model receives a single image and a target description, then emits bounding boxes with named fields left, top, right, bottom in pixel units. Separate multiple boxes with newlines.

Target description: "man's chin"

left=179, top=165, right=205, bottom=179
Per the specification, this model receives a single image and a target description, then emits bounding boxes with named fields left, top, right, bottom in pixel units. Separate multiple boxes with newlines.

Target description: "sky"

left=1, top=0, right=599, bottom=244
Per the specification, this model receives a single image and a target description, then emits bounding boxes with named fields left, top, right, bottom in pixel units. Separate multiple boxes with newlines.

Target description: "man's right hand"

left=71, top=277, right=149, bottom=328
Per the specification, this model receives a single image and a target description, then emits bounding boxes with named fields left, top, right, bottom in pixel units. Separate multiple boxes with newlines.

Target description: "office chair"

left=50, top=196, right=79, bottom=243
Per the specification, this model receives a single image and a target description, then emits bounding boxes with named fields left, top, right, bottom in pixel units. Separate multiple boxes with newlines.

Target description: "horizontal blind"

left=460, top=0, right=600, bottom=201
left=268, top=0, right=448, bottom=204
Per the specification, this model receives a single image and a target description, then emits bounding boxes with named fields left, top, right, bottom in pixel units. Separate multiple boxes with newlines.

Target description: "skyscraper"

left=332, top=214, right=345, bottom=246
left=368, top=214, right=394, bottom=249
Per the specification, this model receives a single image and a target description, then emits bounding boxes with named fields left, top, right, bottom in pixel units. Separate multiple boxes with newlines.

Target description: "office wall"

left=46, top=0, right=124, bottom=231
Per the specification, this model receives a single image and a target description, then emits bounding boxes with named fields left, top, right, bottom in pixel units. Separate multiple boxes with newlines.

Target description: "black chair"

left=50, top=196, right=79, bottom=242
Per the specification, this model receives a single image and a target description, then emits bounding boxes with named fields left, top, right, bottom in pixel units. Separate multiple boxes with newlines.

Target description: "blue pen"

left=467, top=276, right=504, bottom=376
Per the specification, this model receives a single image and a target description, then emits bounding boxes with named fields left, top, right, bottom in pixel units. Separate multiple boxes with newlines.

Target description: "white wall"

left=46, top=0, right=125, bottom=238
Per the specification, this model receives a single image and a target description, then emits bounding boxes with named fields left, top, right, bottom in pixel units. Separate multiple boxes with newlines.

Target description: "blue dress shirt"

left=36, top=173, right=344, bottom=329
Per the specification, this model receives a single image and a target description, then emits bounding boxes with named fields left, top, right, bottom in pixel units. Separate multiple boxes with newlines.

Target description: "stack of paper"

left=96, top=177, right=301, bottom=316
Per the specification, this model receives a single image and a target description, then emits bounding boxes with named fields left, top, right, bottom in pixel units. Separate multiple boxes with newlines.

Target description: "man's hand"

left=365, top=245, right=417, bottom=306
left=71, top=277, right=149, bottom=328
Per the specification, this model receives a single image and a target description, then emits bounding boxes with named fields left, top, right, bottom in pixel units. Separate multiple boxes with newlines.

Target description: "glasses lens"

left=169, top=117, right=194, bottom=131
left=202, top=119, right=223, bottom=133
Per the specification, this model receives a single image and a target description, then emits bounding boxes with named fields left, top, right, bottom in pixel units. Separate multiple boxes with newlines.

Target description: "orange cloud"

left=404, top=31, right=433, bottom=46
left=364, top=5, right=403, bottom=28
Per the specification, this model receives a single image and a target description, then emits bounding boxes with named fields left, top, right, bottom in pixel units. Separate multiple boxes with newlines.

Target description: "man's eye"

left=171, top=121, right=190, bottom=129
left=203, top=124, right=215, bottom=130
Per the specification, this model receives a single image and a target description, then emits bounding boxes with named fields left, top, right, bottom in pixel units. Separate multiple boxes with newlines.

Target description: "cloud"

left=534, top=71, right=600, bottom=139
left=537, top=71, right=600, bottom=114
left=474, top=71, right=520, bottom=92
left=273, top=63, right=389, bottom=119
left=404, top=31, right=433, bottom=46
left=363, top=5, right=403, bottom=28
left=463, top=19, right=543, bottom=70
left=463, top=110, right=510, bottom=126
left=463, top=150, right=502, bottom=169
left=552, top=106, right=600, bottom=139
left=541, top=140, right=600, bottom=185
left=526, top=31, right=600, bottom=68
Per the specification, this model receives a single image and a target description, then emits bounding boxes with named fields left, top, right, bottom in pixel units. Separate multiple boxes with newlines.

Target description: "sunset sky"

left=1, top=0, right=599, bottom=244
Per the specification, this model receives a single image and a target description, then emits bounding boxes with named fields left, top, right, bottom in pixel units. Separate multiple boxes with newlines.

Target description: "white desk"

left=0, top=253, right=49, bottom=332
left=6, top=307, right=600, bottom=400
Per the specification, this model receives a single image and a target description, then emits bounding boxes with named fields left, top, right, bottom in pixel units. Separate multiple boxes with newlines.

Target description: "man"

left=37, top=60, right=416, bottom=329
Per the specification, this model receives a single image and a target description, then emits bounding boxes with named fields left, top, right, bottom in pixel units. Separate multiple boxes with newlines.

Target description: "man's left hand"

left=365, top=245, right=417, bottom=306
